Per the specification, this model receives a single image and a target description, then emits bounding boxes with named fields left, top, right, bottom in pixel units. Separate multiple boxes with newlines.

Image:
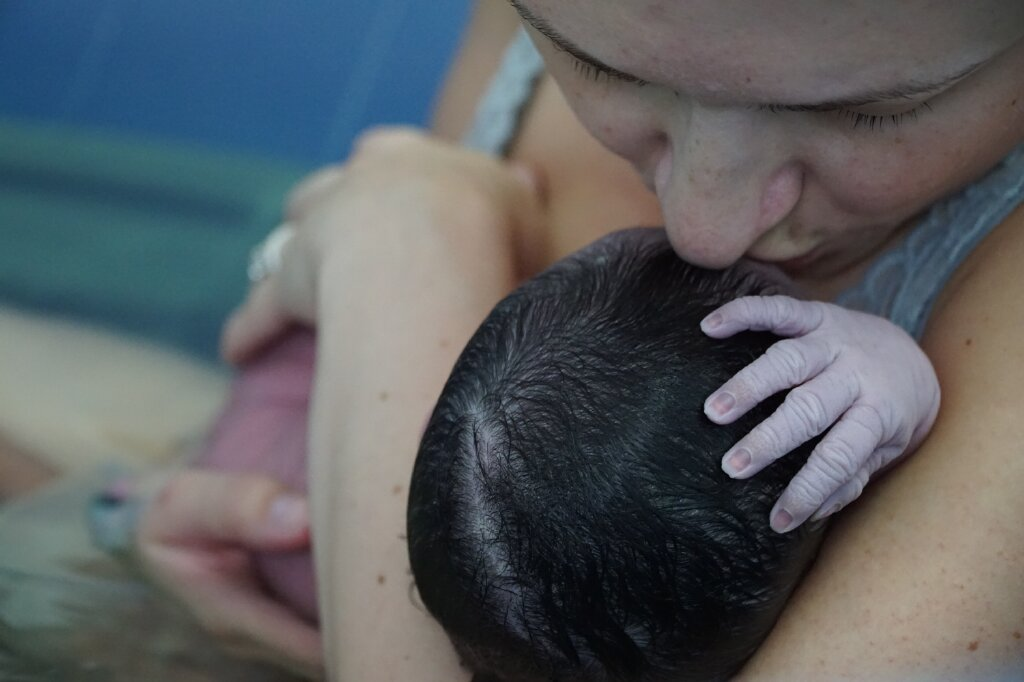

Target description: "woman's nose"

left=656, top=105, right=803, bottom=268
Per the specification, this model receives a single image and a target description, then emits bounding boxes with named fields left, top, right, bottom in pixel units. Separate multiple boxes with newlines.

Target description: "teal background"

left=0, top=1, right=472, bottom=361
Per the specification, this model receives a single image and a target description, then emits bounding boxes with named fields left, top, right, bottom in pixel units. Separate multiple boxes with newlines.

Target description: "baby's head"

left=408, top=228, right=825, bottom=682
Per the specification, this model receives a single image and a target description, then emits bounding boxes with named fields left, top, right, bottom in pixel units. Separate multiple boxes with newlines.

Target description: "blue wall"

left=0, top=0, right=472, bottom=165
left=0, top=0, right=474, bottom=359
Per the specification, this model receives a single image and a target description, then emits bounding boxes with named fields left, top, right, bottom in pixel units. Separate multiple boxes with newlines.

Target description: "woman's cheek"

left=807, top=128, right=956, bottom=223
left=543, top=66, right=667, bottom=171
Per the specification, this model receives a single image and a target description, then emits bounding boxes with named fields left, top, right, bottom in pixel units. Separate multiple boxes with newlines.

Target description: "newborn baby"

left=407, top=228, right=828, bottom=681
left=407, top=227, right=937, bottom=681
left=194, top=227, right=938, bottom=659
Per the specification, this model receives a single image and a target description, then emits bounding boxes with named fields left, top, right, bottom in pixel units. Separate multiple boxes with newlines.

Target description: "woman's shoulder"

left=924, top=198, right=1024, bottom=356
left=736, top=205, right=1024, bottom=680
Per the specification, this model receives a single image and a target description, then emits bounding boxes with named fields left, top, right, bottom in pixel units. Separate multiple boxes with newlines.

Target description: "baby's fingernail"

left=816, top=503, right=843, bottom=520
left=267, top=495, right=308, bottom=534
left=771, top=508, right=795, bottom=533
left=701, top=313, right=723, bottom=332
left=723, top=448, right=752, bottom=476
left=707, top=392, right=736, bottom=418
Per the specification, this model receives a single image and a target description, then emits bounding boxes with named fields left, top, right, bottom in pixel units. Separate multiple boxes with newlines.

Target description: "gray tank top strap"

left=461, top=29, right=545, bottom=157
left=835, top=144, right=1024, bottom=339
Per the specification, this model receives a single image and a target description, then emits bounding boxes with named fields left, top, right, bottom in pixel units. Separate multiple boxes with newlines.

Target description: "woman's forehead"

left=521, top=0, right=1024, bottom=104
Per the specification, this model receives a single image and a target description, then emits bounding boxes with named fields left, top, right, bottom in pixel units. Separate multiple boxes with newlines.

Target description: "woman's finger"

left=221, top=278, right=294, bottom=364
left=701, top=295, right=827, bottom=339
left=705, top=336, right=835, bottom=424
left=140, top=469, right=310, bottom=551
left=719, top=372, right=856, bottom=479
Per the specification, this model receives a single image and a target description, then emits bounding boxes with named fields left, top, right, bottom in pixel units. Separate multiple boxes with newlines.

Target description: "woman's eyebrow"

left=508, top=0, right=985, bottom=109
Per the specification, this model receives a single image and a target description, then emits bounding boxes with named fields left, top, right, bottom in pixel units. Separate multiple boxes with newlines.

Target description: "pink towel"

left=195, top=329, right=318, bottom=622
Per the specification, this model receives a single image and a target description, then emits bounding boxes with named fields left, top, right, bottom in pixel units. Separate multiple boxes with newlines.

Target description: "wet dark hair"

left=407, top=228, right=825, bottom=682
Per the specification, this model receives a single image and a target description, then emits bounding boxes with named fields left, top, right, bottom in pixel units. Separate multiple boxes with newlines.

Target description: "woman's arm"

left=274, top=131, right=538, bottom=681
left=735, top=204, right=1024, bottom=680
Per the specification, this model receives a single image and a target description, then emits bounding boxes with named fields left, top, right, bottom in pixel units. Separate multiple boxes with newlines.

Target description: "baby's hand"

left=701, top=296, right=940, bottom=533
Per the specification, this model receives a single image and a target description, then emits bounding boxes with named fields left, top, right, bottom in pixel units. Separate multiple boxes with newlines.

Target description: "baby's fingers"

left=705, top=337, right=833, bottom=424
left=721, top=374, right=854, bottom=478
left=769, top=405, right=885, bottom=532
left=701, top=295, right=826, bottom=339
left=809, top=442, right=902, bottom=522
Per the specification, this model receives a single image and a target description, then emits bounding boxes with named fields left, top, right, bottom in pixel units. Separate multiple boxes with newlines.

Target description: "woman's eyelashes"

left=757, top=102, right=934, bottom=132
left=568, top=55, right=935, bottom=133
left=570, top=56, right=649, bottom=87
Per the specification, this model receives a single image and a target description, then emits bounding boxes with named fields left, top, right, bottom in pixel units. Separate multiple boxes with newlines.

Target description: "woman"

left=138, top=0, right=1024, bottom=679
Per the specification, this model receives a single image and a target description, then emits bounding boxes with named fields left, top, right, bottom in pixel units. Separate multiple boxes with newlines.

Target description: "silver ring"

left=248, top=223, right=296, bottom=284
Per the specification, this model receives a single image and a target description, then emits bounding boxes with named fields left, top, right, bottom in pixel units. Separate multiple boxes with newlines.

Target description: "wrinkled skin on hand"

left=701, top=296, right=941, bottom=533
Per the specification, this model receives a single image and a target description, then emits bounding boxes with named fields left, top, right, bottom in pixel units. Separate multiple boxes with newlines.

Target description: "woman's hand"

left=221, top=126, right=546, bottom=364
left=134, top=468, right=323, bottom=678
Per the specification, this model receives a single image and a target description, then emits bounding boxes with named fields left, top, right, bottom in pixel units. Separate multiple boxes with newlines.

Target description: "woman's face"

left=512, top=0, right=1024, bottom=275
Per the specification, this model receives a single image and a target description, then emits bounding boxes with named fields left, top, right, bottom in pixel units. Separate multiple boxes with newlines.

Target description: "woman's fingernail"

left=707, top=392, right=736, bottom=418
left=701, top=313, right=723, bottom=332
left=267, top=495, right=308, bottom=533
left=723, top=448, right=752, bottom=476
left=771, top=508, right=795, bottom=533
